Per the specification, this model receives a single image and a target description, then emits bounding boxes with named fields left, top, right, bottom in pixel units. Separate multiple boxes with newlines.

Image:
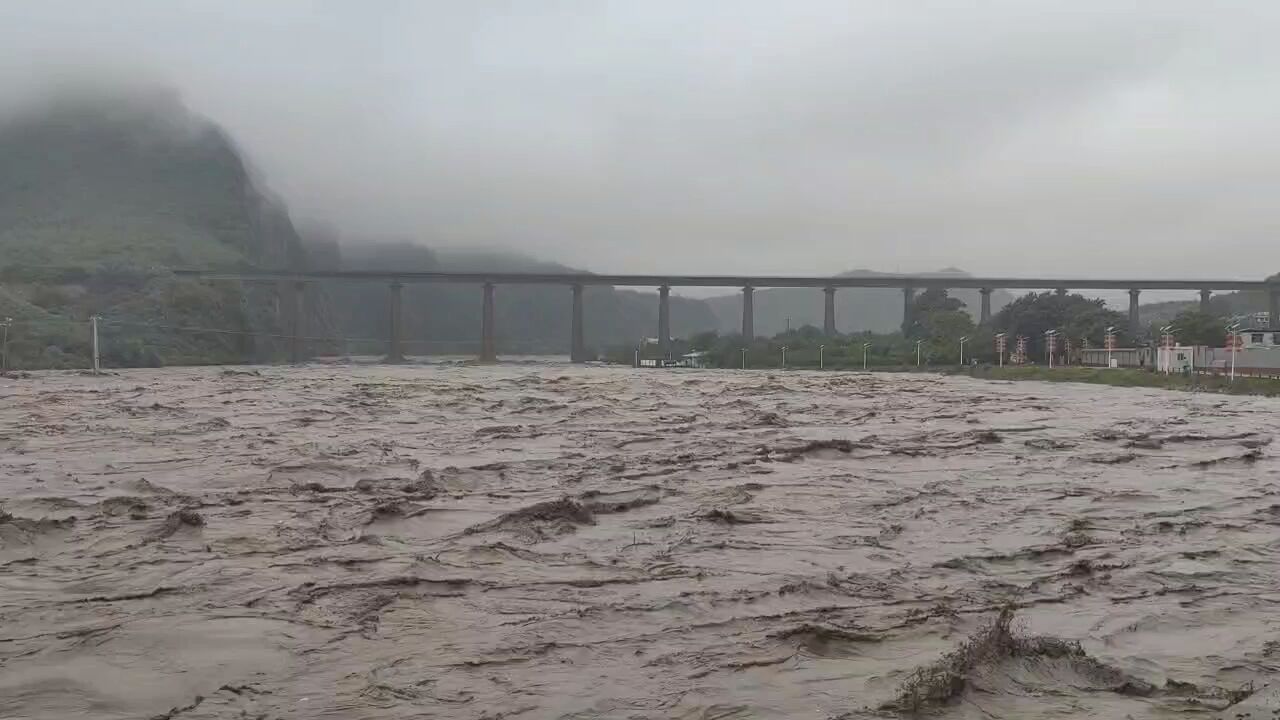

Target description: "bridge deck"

left=172, top=269, right=1278, bottom=292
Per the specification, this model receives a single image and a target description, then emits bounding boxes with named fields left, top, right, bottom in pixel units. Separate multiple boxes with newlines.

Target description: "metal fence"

left=1080, top=345, right=1280, bottom=378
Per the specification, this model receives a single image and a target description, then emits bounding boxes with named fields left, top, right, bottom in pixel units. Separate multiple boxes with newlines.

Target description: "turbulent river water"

left=1, top=363, right=1277, bottom=719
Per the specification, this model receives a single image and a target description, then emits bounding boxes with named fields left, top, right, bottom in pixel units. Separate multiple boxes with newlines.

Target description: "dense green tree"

left=1169, top=309, right=1227, bottom=347
left=992, top=292, right=1128, bottom=359
left=906, top=288, right=966, bottom=339
left=918, top=310, right=976, bottom=363
left=913, top=287, right=965, bottom=314
left=775, top=324, right=825, bottom=344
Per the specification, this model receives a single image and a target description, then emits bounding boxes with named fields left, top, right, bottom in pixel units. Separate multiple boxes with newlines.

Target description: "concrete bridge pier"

left=480, top=283, right=497, bottom=362
left=823, top=287, right=836, bottom=336
left=1200, top=289, right=1212, bottom=312
left=979, top=288, right=992, bottom=326
left=742, top=286, right=754, bottom=339
left=901, top=287, right=915, bottom=334
left=386, top=281, right=405, bottom=363
left=658, top=285, right=671, bottom=359
left=571, top=284, right=585, bottom=363
left=289, top=280, right=305, bottom=364
left=1128, top=289, right=1141, bottom=338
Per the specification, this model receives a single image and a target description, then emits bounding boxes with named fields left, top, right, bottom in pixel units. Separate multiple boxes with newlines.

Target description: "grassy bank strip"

left=950, top=365, right=1280, bottom=397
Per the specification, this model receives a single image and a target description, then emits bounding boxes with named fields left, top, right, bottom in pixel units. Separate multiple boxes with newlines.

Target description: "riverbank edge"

left=944, top=365, right=1280, bottom=397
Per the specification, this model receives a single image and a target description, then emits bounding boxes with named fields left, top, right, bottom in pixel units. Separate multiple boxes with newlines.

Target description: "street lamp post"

left=862, top=342, right=871, bottom=370
left=0, top=317, right=10, bottom=372
left=1227, top=322, right=1240, bottom=382
left=1104, top=326, right=1115, bottom=369
left=994, top=333, right=1006, bottom=367
left=959, top=336, right=968, bottom=366
left=915, top=339, right=924, bottom=367
left=819, top=344, right=825, bottom=370
left=781, top=345, right=788, bottom=368
left=1159, top=325, right=1175, bottom=375
left=1044, top=330, right=1057, bottom=369
left=91, top=315, right=100, bottom=375
left=741, top=347, right=747, bottom=369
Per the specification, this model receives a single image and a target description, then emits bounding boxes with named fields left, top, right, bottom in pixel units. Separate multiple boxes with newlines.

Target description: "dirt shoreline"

left=953, top=365, right=1280, bottom=397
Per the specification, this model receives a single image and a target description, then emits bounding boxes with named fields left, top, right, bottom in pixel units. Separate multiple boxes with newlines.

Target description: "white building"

left=1234, top=328, right=1280, bottom=348
left=1156, top=345, right=1195, bottom=373
left=1079, top=346, right=1153, bottom=368
left=681, top=351, right=709, bottom=368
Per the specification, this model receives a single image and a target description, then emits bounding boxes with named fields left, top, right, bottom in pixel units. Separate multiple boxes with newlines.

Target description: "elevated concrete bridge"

left=171, top=269, right=1280, bottom=363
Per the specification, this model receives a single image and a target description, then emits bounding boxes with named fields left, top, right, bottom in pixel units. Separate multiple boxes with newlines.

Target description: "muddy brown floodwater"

left=1, top=363, right=1277, bottom=719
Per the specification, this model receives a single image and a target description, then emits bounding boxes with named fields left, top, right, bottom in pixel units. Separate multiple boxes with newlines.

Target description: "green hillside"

left=0, top=90, right=720, bottom=368
left=0, top=91, right=303, bottom=270
left=0, top=92, right=305, bottom=368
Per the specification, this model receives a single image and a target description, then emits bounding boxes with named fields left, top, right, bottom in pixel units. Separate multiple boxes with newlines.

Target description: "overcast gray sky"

left=5, top=1, right=1280, bottom=282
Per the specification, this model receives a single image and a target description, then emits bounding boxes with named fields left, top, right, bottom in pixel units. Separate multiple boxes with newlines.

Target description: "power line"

left=96, top=318, right=382, bottom=344
left=9, top=316, right=483, bottom=346
left=2, top=314, right=561, bottom=371
left=98, top=319, right=487, bottom=346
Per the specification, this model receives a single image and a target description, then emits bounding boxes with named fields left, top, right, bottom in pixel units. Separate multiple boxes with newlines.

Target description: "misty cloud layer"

left=5, top=1, right=1280, bottom=283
